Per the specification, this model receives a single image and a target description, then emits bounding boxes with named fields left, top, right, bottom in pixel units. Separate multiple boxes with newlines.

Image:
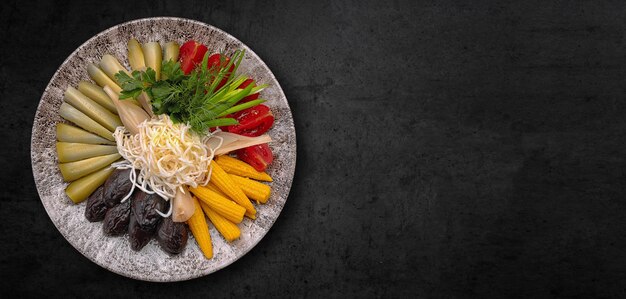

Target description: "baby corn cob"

left=229, top=174, right=271, bottom=204
left=210, top=162, right=256, bottom=219
left=215, top=155, right=273, bottom=182
left=187, top=197, right=213, bottom=259
left=201, top=202, right=241, bottom=242
left=189, top=185, right=246, bottom=224
left=206, top=182, right=228, bottom=198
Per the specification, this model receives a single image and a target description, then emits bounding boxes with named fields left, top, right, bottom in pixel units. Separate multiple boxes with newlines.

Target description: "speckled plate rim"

left=30, top=17, right=296, bottom=282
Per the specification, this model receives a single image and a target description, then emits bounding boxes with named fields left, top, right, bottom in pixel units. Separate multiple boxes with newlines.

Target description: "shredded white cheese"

left=112, top=114, right=217, bottom=202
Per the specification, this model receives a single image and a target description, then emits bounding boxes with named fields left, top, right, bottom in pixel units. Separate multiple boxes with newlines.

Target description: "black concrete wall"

left=2, top=0, right=626, bottom=297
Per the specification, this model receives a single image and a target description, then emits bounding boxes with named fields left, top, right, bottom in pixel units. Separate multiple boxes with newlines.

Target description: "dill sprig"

left=115, top=49, right=267, bottom=134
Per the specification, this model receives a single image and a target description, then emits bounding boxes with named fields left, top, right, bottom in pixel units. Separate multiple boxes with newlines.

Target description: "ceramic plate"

left=30, top=17, right=296, bottom=282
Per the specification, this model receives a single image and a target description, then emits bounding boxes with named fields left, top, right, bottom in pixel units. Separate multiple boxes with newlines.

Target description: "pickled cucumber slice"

left=164, top=41, right=180, bottom=62
left=87, top=63, right=122, bottom=93
left=87, top=63, right=140, bottom=106
left=143, top=42, right=162, bottom=80
left=100, top=54, right=131, bottom=84
left=64, top=87, right=122, bottom=132
left=65, top=166, right=115, bottom=204
left=56, top=123, right=114, bottom=145
left=59, top=103, right=114, bottom=141
left=59, top=153, right=121, bottom=181
left=56, top=142, right=118, bottom=163
left=77, top=81, right=117, bottom=114
left=128, top=38, right=146, bottom=71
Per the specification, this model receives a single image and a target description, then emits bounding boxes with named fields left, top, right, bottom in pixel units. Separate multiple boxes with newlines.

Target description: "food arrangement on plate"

left=56, top=37, right=278, bottom=259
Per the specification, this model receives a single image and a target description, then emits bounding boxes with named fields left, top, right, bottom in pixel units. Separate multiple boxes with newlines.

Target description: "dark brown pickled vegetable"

left=156, top=216, right=188, bottom=254
left=128, top=209, right=155, bottom=251
left=102, top=199, right=131, bottom=236
left=132, top=191, right=166, bottom=231
left=85, top=186, right=108, bottom=222
left=103, top=169, right=133, bottom=207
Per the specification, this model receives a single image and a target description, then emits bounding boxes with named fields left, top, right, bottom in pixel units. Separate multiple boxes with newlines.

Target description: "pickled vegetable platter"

left=31, top=18, right=296, bottom=281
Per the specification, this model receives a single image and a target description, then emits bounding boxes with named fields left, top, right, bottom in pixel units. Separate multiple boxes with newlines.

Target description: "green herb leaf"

left=119, top=88, right=143, bottom=100
left=115, top=71, right=143, bottom=99
left=162, top=60, right=184, bottom=82
left=142, top=68, right=157, bottom=85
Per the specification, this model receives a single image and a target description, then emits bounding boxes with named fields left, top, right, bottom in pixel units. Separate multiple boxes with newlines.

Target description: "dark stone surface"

left=2, top=0, right=626, bottom=297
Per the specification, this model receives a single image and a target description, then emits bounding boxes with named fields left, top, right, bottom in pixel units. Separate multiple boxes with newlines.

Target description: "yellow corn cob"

left=215, top=155, right=272, bottom=182
left=210, top=162, right=256, bottom=219
left=206, top=182, right=228, bottom=198
left=187, top=197, right=213, bottom=259
left=189, top=185, right=245, bottom=224
left=200, top=202, right=240, bottom=242
left=229, top=174, right=271, bottom=204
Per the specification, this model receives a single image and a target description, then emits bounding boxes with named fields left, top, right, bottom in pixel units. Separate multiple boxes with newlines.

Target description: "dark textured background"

left=2, top=0, right=626, bottom=297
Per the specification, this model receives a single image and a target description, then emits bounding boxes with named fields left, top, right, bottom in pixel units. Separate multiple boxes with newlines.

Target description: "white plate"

left=30, top=17, right=296, bottom=282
